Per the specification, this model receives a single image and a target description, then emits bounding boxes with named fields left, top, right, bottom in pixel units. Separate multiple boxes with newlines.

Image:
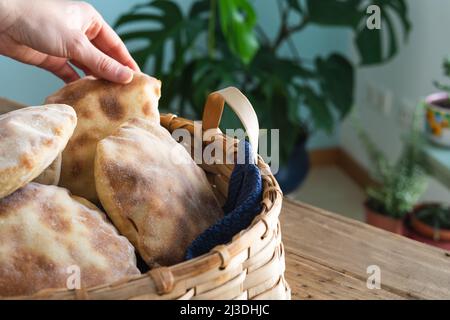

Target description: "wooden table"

left=282, top=198, right=450, bottom=300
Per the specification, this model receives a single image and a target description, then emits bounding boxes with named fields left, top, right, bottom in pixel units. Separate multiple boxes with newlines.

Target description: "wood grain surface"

left=282, top=198, right=450, bottom=300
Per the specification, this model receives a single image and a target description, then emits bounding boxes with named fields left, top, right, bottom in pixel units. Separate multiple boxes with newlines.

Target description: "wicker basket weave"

left=12, top=87, right=289, bottom=300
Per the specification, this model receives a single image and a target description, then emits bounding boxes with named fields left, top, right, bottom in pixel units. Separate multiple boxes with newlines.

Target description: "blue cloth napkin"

left=185, top=140, right=263, bottom=260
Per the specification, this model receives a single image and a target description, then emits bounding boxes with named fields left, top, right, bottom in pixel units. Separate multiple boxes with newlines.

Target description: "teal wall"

left=0, top=0, right=351, bottom=149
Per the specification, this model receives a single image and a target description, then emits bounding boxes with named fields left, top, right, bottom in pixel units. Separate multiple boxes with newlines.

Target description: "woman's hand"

left=0, top=0, right=140, bottom=83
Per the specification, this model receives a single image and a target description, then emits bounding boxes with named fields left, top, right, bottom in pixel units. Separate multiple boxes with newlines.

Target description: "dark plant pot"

left=408, top=204, right=450, bottom=243
left=274, top=137, right=310, bottom=194
left=365, top=203, right=404, bottom=235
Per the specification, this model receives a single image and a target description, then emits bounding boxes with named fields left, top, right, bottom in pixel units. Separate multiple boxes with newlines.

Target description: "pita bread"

left=0, top=183, right=140, bottom=297
left=33, top=153, right=62, bottom=186
left=0, top=105, right=77, bottom=199
left=0, top=103, right=65, bottom=187
left=95, top=118, right=223, bottom=266
left=45, top=73, right=161, bottom=202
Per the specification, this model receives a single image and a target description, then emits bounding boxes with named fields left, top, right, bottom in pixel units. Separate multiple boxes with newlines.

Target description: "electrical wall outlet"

left=365, top=81, right=394, bottom=117
left=398, top=98, right=415, bottom=128
left=365, top=81, right=376, bottom=107
left=380, top=89, right=393, bottom=116
left=365, top=81, right=382, bottom=109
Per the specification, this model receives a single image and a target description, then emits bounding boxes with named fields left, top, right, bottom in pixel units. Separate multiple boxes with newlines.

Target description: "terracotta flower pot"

left=410, top=204, right=450, bottom=242
left=404, top=227, right=450, bottom=250
left=365, top=204, right=404, bottom=234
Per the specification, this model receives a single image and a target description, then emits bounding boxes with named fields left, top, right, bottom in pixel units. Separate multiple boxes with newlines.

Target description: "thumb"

left=68, top=34, right=133, bottom=84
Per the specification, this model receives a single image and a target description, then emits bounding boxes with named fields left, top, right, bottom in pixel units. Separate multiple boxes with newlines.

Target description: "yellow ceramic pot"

left=425, top=92, right=450, bottom=148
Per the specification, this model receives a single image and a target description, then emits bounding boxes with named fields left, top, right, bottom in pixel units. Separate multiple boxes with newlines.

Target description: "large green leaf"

left=181, top=57, right=240, bottom=114
left=306, top=0, right=361, bottom=27
left=189, top=0, right=210, bottom=18
left=315, top=54, right=354, bottom=118
left=302, top=86, right=334, bottom=133
left=218, top=0, right=259, bottom=64
left=306, top=0, right=411, bottom=65
left=115, top=13, right=166, bottom=28
left=356, top=0, right=411, bottom=65
left=380, top=0, right=411, bottom=35
left=115, top=0, right=186, bottom=70
left=286, top=0, right=303, bottom=14
left=355, top=21, right=383, bottom=64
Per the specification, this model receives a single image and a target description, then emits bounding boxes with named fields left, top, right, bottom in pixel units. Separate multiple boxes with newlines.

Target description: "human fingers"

left=0, top=35, right=80, bottom=83
left=68, top=33, right=133, bottom=83
left=70, top=60, right=93, bottom=76
left=38, top=55, right=81, bottom=83
left=89, top=21, right=140, bottom=72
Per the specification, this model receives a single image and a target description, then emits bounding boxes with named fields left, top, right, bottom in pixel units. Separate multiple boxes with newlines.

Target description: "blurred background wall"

left=340, top=0, right=450, bottom=202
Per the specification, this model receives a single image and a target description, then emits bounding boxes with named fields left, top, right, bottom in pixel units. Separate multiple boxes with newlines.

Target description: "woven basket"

left=12, top=87, right=289, bottom=300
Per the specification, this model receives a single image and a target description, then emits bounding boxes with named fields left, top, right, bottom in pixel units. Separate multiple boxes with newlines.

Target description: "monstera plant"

left=115, top=0, right=411, bottom=192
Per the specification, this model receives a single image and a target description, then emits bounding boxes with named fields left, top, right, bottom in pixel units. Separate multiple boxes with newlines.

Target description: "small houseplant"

left=357, top=110, right=428, bottom=234
left=425, top=57, right=450, bottom=148
left=408, top=203, right=450, bottom=248
left=115, top=0, right=411, bottom=193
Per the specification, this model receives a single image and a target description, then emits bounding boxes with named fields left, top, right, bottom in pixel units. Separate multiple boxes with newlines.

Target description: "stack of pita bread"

left=0, top=73, right=223, bottom=297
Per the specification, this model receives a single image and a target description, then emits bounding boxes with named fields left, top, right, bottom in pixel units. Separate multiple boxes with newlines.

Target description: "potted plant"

left=425, top=57, right=450, bottom=148
left=357, top=110, right=429, bottom=234
left=407, top=203, right=450, bottom=249
left=115, top=0, right=410, bottom=193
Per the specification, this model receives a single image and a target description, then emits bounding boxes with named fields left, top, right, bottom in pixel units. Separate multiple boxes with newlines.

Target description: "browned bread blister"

left=95, top=118, right=223, bottom=266
left=45, top=73, right=161, bottom=202
left=0, top=183, right=140, bottom=297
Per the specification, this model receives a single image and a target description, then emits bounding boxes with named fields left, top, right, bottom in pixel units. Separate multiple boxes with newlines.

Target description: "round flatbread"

left=0, top=183, right=140, bottom=297
left=95, top=118, right=223, bottom=266
left=45, top=73, right=161, bottom=202
left=0, top=103, right=63, bottom=187
left=0, top=103, right=64, bottom=187
left=0, top=104, right=77, bottom=199
left=33, top=153, right=62, bottom=186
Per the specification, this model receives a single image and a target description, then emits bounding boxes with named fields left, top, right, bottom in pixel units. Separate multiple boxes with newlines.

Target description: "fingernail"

left=116, top=67, right=133, bottom=83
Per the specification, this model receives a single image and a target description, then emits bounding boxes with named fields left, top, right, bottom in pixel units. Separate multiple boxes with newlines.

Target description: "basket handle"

left=202, top=87, right=259, bottom=159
